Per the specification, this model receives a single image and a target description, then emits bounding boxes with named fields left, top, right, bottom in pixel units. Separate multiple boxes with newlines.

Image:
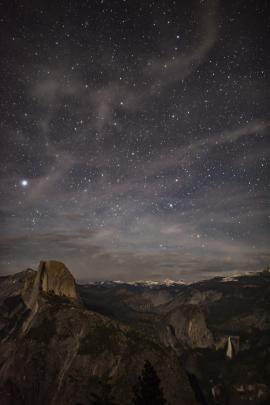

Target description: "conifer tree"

left=132, top=360, right=167, bottom=405
left=90, top=380, right=117, bottom=405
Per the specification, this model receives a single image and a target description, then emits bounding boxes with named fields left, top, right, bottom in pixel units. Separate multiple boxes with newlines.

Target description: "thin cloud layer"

left=0, top=0, right=269, bottom=280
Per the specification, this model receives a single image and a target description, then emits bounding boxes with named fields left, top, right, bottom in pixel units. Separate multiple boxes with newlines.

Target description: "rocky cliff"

left=37, top=260, right=78, bottom=299
left=1, top=264, right=270, bottom=404
left=23, top=260, right=79, bottom=307
left=0, top=261, right=196, bottom=405
left=79, top=271, right=270, bottom=404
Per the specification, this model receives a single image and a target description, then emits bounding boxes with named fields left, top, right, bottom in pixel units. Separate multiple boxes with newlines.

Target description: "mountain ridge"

left=0, top=261, right=270, bottom=404
left=76, top=268, right=268, bottom=287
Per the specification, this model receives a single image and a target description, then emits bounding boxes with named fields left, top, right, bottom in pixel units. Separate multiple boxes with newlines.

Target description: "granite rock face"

left=78, top=271, right=270, bottom=404
left=21, top=261, right=79, bottom=311
left=163, top=305, right=214, bottom=349
left=37, top=260, right=78, bottom=300
left=0, top=262, right=196, bottom=405
left=1, top=264, right=270, bottom=405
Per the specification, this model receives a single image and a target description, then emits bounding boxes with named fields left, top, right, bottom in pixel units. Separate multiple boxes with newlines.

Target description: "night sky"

left=0, top=0, right=269, bottom=282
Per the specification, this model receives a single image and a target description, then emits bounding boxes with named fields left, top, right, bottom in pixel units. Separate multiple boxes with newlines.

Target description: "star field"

left=0, top=0, right=269, bottom=281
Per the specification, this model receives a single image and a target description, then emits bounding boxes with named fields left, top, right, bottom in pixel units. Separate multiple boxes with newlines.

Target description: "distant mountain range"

left=0, top=261, right=269, bottom=404
left=84, top=271, right=262, bottom=288
left=86, top=278, right=186, bottom=287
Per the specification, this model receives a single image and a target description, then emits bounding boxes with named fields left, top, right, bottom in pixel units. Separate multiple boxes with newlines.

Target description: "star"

left=20, top=179, right=29, bottom=187
left=0, top=0, right=267, bottom=282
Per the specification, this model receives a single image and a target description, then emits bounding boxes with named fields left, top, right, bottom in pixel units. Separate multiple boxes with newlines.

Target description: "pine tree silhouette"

left=132, top=360, right=167, bottom=405
left=89, top=380, right=117, bottom=405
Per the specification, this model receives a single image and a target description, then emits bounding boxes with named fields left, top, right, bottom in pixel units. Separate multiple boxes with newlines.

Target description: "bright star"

left=20, top=179, right=29, bottom=187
